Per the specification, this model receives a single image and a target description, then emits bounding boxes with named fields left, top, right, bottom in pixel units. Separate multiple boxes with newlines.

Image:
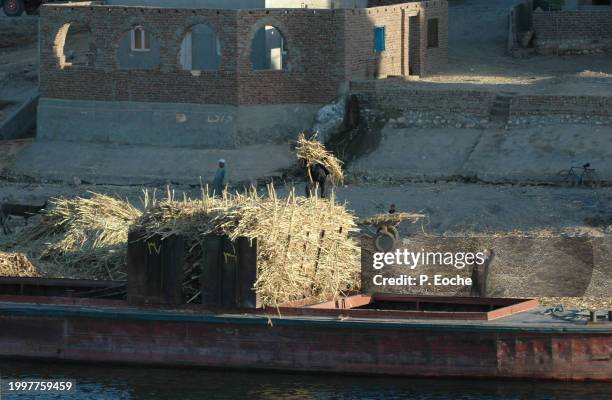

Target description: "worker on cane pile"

left=295, top=133, right=342, bottom=199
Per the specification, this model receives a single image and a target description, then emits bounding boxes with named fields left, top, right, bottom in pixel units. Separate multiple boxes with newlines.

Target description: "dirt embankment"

left=0, top=138, right=32, bottom=172
left=0, top=16, right=38, bottom=49
left=0, top=15, right=38, bottom=87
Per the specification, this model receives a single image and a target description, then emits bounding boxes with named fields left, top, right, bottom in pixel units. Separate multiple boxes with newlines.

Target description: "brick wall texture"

left=350, top=81, right=496, bottom=116
left=533, top=10, right=612, bottom=51
left=509, top=95, right=612, bottom=117
left=39, top=1, right=448, bottom=106
left=351, top=81, right=612, bottom=117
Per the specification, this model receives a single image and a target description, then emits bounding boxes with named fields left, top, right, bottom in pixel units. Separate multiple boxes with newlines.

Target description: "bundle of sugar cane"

left=295, top=132, right=344, bottom=185
left=0, top=251, right=40, bottom=277
left=358, top=212, right=425, bottom=227
left=15, top=193, right=142, bottom=280
left=138, top=185, right=360, bottom=307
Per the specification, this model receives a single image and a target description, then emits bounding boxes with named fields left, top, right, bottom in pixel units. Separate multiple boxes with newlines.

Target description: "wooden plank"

left=127, top=232, right=184, bottom=305
left=158, top=234, right=184, bottom=305
left=127, top=230, right=147, bottom=304
left=201, top=235, right=223, bottom=306
left=144, top=235, right=163, bottom=303
left=200, top=235, right=259, bottom=308
left=236, top=237, right=259, bottom=308
left=221, top=238, right=237, bottom=307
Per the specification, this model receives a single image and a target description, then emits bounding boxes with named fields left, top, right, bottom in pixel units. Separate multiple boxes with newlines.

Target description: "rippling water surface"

left=1, top=359, right=611, bottom=400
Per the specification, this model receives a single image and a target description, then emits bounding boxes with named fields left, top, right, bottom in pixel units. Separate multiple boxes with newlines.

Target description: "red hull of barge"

left=0, top=296, right=610, bottom=381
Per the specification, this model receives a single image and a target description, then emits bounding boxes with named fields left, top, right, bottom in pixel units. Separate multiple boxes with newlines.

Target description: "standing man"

left=470, top=249, right=493, bottom=297
left=212, top=159, right=226, bottom=196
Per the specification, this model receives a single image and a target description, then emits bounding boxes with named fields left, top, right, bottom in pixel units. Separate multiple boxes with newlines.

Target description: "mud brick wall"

left=39, top=2, right=446, bottom=106
left=509, top=95, right=612, bottom=117
left=344, top=1, right=447, bottom=78
left=533, top=10, right=612, bottom=51
left=344, top=6, right=407, bottom=79
left=39, top=5, right=241, bottom=105
left=40, top=5, right=347, bottom=105
left=235, top=9, right=345, bottom=105
left=351, top=81, right=496, bottom=116
left=418, top=0, right=448, bottom=75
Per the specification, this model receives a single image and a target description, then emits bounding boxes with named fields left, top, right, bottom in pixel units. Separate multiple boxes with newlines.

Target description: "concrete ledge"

left=0, top=90, right=38, bottom=140
left=37, top=98, right=322, bottom=149
left=10, top=141, right=294, bottom=185
left=350, top=124, right=612, bottom=183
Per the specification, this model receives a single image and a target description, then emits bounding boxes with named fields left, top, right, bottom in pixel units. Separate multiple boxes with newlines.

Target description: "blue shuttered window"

left=374, top=26, right=385, bottom=53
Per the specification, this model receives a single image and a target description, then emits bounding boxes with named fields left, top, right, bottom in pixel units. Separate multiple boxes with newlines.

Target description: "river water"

left=0, top=359, right=611, bottom=399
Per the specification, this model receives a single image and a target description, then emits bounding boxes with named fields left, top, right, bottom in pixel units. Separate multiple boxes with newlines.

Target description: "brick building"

left=529, top=0, right=612, bottom=53
left=577, top=0, right=611, bottom=8
left=38, top=0, right=447, bottom=148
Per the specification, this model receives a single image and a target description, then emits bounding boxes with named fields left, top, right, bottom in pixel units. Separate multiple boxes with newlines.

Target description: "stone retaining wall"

left=509, top=95, right=612, bottom=117
left=533, top=10, right=612, bottom=53
left=351, top=81, right=496, bottom=116
left=352, top=82, right=612, bottom=119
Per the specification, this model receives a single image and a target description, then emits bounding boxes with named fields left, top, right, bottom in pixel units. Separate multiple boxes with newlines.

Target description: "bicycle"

left=558, top=163, right=601, bottom=188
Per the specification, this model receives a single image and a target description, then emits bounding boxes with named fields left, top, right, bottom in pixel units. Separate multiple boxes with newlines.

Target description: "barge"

left=0, top=291, right=610, bottom=381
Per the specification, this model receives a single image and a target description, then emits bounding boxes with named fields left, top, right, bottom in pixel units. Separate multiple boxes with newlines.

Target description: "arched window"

left=55, top=22, right=96, bottom=68
left=131, top=26, right=149, bottom=52
left=179, top=24, right=221, bottom=72
left=250, top=25, right=286, bottom=71
left=117, top=26, right=160, bottom=70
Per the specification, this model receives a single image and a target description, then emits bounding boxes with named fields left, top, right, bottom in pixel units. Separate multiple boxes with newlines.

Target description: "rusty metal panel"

left=303, top=294, right=539, bottom=320
left=0, top=302, right=610, bottom=381
left=127, top=231, right=184, bottom=305
left=201, top=235, right=258, bottom=308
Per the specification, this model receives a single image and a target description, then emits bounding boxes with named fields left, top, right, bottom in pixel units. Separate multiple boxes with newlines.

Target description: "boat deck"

left=1, top=295, right=610, bottom=334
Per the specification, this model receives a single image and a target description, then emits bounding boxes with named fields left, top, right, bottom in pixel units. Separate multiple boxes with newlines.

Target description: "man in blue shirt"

left=212, top=159, right=226, bottom=196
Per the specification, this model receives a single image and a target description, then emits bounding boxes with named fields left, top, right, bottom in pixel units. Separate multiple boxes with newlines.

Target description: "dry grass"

left=136, top=186, right=361, bottom=307
left=1, top=189, right=360, bottom=306
left=14, top=193, right=142, bottom=280
left=296, top=132, right=344, bottom=185
left=0, top=251, right=40, bottom=277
